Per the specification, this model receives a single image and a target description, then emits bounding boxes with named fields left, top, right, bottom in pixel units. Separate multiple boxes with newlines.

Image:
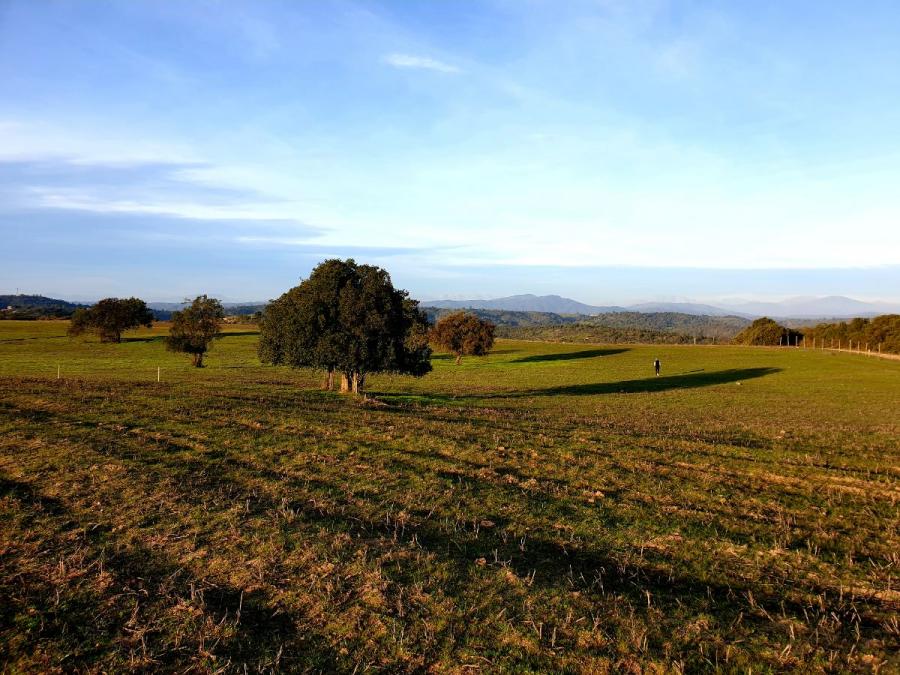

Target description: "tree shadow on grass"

left=0, top=335, right=68, bottom=343
left=512, top=367, right=781, bottom=397
left=216, top=330, right=260, bottom=338
left=431, top=348, right=519, bottom=361
left=121, top=335, right=165, bottom=343
left=368, top=391, right=473, bottom=407
left=123, top=330, right=256, bottom=344
left=513, top=347, right=629, bottom=363
left=373, top=367, right=781, bottom=405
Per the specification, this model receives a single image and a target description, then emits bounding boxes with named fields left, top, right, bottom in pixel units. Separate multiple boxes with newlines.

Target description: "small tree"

left=431, top=311, right=496, bottom=364
left=258, top=259, right=432, bottom=394
left=166, top=295, right=224, bottom=367
left=68, top=297, right=154, bottom=343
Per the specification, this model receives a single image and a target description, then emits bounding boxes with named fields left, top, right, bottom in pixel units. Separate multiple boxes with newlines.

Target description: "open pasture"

left=1, top=321, right=898, bottom=672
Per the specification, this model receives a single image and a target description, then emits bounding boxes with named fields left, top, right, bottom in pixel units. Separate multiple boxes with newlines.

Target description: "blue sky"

left=1, top=0, right=899, bottom=303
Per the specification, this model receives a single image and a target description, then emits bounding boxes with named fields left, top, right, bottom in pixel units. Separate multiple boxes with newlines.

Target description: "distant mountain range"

left=422, top=294, right=625, bottom=315
left=423, top=294, right=900, bottom=319
left=721, top=296, right=900, bottom=318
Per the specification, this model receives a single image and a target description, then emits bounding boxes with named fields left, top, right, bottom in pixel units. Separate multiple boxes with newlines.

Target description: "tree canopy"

left=258, top=259, right=432, bottom=393
left=430, top=311, right=496, bottom=364
left=166, top=295, right=225, bottom=367
left=732, top=317, right=801, bottom=346
left=68, top=297, right=154, bottom=343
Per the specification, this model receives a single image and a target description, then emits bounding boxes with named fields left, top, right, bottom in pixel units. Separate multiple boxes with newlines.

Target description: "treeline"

left=423, top=307, right=578, bottom=327
left=497, top=325, right=721, bottom=345
left=578, top=311, right=748, bottom=340
left=803, top=315, right=900, bottom=353
left=729, top=315, right=900, bottom=354
left=0, top=295, right=266, bottom=322
left=424, top=307, right=750, bottom=340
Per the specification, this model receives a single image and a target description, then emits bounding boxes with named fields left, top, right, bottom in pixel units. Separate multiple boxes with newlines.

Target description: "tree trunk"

left=193, top=353, right=203, bottom=368
left=339, top=372, right=364, bottom=394
left=455, top=354, right=462, bottom=365
left=323, top=369, right=335, bottom=390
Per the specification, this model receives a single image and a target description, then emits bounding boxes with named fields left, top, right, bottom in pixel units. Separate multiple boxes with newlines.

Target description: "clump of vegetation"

left=67, top=297, right=154, bottom=343
left=430, top=311, right=496, bottom=364
left=803, top=314, right=900, bottom=353
left=165, top=295, right=224, bottom=367
left=732, top=317, right=802, bottom=346
left=258, top=258, right=431, bottom=393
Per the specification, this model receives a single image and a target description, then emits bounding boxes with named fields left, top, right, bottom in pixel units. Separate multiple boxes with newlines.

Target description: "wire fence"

left=779, top=337, right=900, bottom=361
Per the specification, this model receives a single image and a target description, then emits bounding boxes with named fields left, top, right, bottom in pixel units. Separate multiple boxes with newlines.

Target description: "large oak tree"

left=68, top=297, right=154, bottom=343
left=258, top=259, right=432, bottom=393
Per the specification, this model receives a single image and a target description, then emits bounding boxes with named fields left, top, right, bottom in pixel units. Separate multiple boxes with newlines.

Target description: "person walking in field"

left=654, top=358, right=660, bottom=376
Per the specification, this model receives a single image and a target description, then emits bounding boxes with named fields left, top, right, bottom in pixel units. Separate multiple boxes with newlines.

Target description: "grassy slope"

left=1, top=321, right=898, bottom=672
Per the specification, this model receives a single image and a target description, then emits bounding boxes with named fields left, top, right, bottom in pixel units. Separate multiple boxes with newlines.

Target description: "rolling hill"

left=422, top=294, right=624, bottom=315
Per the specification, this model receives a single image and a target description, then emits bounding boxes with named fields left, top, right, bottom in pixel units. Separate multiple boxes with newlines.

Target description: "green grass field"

left=1, top=321, right=898, bottom=672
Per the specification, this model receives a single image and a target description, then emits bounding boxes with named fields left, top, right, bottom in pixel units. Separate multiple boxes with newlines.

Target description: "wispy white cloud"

left=0, top=155, right=320, bottom=244
left=0, top=119, right=198, bottom=165
left=383, top=53, right=460, bottom=74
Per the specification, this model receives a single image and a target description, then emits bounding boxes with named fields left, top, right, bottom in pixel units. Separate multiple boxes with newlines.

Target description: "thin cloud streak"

left=383, top=52, right=460, bottom=74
